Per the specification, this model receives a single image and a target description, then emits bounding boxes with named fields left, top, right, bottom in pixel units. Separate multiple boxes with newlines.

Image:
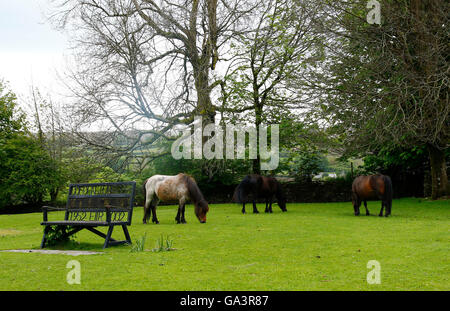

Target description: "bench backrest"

left=65, top=181, right=136, bottom=225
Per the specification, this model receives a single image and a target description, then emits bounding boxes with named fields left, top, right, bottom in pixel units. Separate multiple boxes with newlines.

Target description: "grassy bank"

left=0, top=198, right=448, bottom=290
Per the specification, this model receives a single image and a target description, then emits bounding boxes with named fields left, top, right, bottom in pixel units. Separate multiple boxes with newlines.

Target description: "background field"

left=0, top=198, right=449, bottom=291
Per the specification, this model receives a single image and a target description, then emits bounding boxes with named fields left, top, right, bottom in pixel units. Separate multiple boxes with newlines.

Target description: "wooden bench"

left=40, top=181, right=136, bottom=249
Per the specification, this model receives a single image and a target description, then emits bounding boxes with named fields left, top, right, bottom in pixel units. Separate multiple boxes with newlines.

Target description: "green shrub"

left=45, top=225, right=76, bottom=247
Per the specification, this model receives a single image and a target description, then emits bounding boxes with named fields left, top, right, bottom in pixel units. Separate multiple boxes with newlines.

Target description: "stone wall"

left=201, top=176, right=424, bottom=204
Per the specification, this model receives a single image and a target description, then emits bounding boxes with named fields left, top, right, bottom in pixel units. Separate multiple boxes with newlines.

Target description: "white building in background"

left=312, top=172, right=342, bottom=180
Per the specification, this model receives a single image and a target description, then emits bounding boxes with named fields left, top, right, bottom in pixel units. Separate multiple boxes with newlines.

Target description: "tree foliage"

left=0, top=82, right=60, bottom=207
left=310, top=0, right=449, bottom=198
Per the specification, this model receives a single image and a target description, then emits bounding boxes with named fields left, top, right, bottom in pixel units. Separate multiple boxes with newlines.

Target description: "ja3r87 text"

left=223, top=296, right=269, bottom=306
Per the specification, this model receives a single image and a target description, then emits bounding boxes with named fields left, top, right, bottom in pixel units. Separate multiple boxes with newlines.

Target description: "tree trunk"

left=252, top=103, right=263, bottom=175
left=50, top=188, right=59, bottom=204
left=428, top=144, right=449, bottom=199
left=252, top=156, right=261, bottom=175
left=192, top=57, right=217, bottom=177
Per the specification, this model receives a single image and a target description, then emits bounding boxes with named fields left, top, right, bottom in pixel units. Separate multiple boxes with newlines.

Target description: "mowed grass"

left=0, top=198, right=448, bottom=290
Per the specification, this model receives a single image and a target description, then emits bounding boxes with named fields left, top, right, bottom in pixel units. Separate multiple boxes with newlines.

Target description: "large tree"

left=218, top=0, right=322, bottom=173
left=50, top=0, right=255, bottom=169
left=311, top=0, right=449, bottom=199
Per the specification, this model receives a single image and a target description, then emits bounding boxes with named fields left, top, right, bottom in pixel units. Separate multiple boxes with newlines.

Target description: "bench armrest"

left=42, top=206, right=66, bottom=211
left=42, top=206, right=48, bottom=222
left=42, top=206, right=66, bottom=222
left=42, top=206, right=53, bottom=222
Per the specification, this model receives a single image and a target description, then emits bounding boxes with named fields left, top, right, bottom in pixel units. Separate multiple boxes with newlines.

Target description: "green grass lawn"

left=0, top=198, right=449, bottom=290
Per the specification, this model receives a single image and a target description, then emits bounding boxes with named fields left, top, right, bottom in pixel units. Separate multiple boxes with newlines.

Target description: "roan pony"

left=233, top=174, right=287, bottom=214
left=143, top=173, right=209, bottom=224
left=351, top=174, right=393, bottom=217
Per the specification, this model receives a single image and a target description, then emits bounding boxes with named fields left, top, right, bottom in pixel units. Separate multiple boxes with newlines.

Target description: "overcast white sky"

left=0, top=0, right=69, bottom=101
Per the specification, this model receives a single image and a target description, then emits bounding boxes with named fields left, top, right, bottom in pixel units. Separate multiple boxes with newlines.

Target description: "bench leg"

left=122, top=225, right=132, bottom=244
left=103, top=225, right=114, bottom=249
left=40, top=226, right=50, bottom=248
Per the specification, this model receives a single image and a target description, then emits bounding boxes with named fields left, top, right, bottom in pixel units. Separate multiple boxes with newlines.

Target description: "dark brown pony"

left=143, top=174, right=209, bottom=224
left=233, top=174, right=287, bottom=214
left=352, top=174, right=393, bottom=217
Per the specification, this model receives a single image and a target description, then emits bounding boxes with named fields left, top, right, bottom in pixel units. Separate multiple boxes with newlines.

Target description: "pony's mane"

left=182, top=174, right=207, bottom=206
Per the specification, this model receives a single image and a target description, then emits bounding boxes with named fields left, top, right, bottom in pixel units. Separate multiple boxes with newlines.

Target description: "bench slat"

left=64, top=208, right=130, bottom=212
left=41, top=221, right=129, bottom=226
left=68, top=194, right=132, bottom=199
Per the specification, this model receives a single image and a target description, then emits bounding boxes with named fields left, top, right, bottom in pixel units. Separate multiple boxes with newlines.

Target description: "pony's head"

left=194, top=199, right=209, bottom=223
left=183, top=174, right=209, bottom=223
left=278, top=197, right=287, bottom=212
left=275, top=181, right=287, bottom=212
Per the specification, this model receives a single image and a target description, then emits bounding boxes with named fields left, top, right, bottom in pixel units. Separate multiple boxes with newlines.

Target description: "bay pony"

left=352, top=174, right=393, bottom=217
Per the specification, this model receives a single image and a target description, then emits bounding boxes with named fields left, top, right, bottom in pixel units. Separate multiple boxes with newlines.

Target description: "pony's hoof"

left=153, top=220, right=160, bottom=224
left=378, top=214, right=383, bottom=217
left=366, top=213, right=370, bottom=216
left=253, top=210, right=259, bottom=214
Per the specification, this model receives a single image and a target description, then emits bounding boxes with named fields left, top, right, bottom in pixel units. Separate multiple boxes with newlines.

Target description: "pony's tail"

left=233, top=184, right=243, bottom=203
left=142, top=179, right=148, bottom=207
left=233, top=177, right=249, bottom=203
left=383, top=175, right=393, bottom=203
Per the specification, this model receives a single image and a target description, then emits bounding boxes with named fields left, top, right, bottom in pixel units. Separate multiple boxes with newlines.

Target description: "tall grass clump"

left=130, top=233, right=147, bottom=253
left=153, top=234, right=175, bottom=252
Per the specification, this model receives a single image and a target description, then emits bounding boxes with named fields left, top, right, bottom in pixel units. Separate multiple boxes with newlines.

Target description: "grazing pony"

left=233, top=174, right=287, bottom=214
left=352, top=174, right=393, bottom=217
left=143, top=173, right=209, bottom=224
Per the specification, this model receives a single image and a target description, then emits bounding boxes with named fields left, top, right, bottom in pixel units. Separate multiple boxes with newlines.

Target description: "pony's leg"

left=242, top=202, right=246, bottom=214
left=151, top=198, right=160, bottom=224
left=364, top=200, right=370, bottom=216
left=143, top=206, right=148, bottom=224
left=265, top=200, right=269, bottom=213
left=181, top=203, right=187, bottom=223
left=383, top=200, right=391, bottom=217
left=354, top=198, right=361, bottom=216
left=175, top=206, right=181, bottom=224
left=386, top=201, right=392, bottom=217
left=269, top=197, right=273, bottom=213
left=252, top=200, right=259, bottom=213
left=175, top=199, right=187, bottom=224
left=143, top=198, right=152, bottom=224
left=145, top=207, right=152, bottom=224
left=379, top=202, right=385, bottom=217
